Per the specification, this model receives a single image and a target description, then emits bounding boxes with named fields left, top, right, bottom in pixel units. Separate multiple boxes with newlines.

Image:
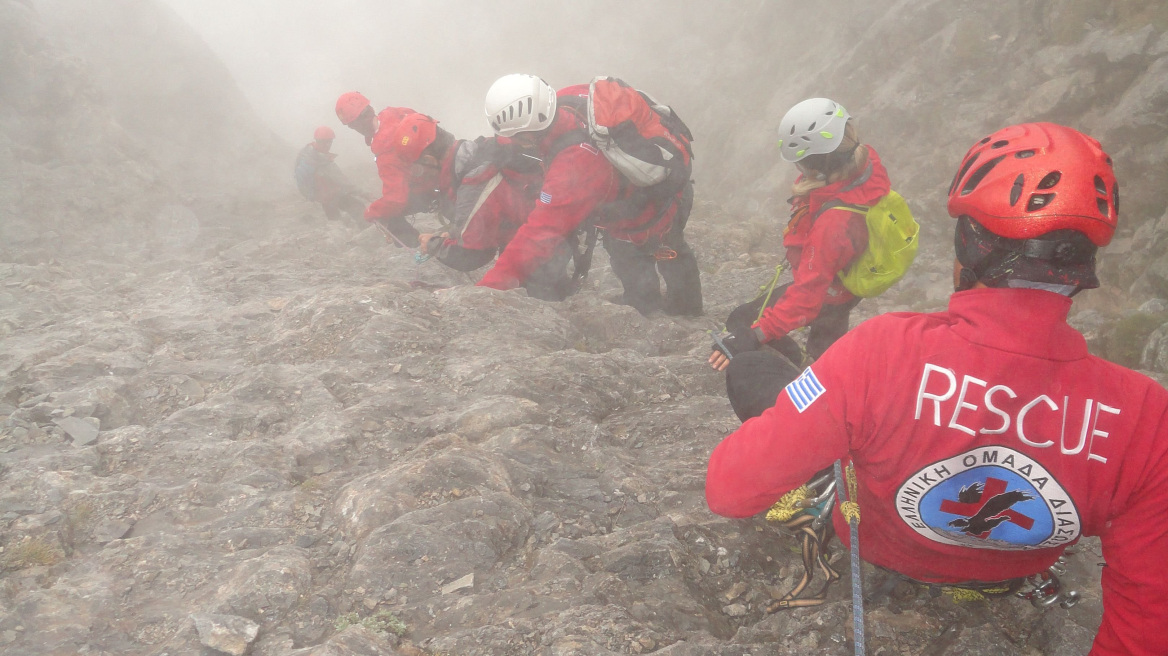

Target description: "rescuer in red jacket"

left=710, top=98, right=887, bottom=376
left=706, top=123, right=1167, bottom=656
left=293, top=126, right=366, bottom=224
left=475, top=74, right=702, bottom=316
left=335, top=91, right=424, bottom=247
left=390, top=113, right=569, bottom=300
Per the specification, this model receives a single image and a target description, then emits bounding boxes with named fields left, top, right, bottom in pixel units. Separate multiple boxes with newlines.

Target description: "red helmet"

left=313, top=126, right=335, bottom=141
left=390, top=113, right=438, bottom=163
left=335, top=92, right=371, bottom=125
left=947, top=122, right=1117, bottom=246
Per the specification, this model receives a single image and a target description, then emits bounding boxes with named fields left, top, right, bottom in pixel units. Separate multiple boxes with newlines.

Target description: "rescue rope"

left=834, top=460, right=866, bottom=656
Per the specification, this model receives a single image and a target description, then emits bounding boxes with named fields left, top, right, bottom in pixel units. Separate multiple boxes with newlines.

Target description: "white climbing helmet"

left=484, top=74, right=557, bottom=137
left=777, top=98, right=851, bottom=163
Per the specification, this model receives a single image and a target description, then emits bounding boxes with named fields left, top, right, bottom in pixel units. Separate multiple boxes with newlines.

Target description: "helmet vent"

left=949, top=153, right=980, bottom=196
left=1027, top=193, right=1055, bottom=211
left=527, top=98, right=533, bottom=115
left=1113, top=183, right=1120, bottom=215
left=1010, top=174, right=1025, bottom=206
left=538, top=113, right=547, bottom=123
left=991, top=140, right=1010, bottom=149
left=1097, top=198, right=1110, bottom=217
left=1015, top=150, right=1036, bottom=159
left=1037, top=172, right=1061, bottom=189
left=1093, top=175, right=1107, bottom=196
left=960, top=155, right=1005, bottom=196
left=808, top=121, right=817, bottom=131
left=979, top=137, right=991, bottom=145
left=516, top=102, right=524, bottom=118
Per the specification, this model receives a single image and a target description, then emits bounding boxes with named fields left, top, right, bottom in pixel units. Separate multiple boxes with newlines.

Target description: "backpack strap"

left=812, top=199, right=869, bottom=221
left=544, top=128, right=590, bottom=164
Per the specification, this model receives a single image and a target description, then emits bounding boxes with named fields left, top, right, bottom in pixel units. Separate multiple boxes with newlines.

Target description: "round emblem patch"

left=896, top=446, right=1081, bottom=550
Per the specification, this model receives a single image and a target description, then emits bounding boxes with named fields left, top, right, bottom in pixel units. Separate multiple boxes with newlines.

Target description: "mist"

left=4, top=1, right=1168, bottom=653
left=160, top=0, right=753, bottom=171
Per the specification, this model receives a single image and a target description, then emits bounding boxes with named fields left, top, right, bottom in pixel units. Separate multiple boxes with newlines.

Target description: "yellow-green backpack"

left=823, top=190, right=919, bottom=298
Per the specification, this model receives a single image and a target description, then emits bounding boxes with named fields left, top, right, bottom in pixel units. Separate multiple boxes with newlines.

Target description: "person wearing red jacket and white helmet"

left=475, top=74, right=702, bottom=316
left=335, top=91, right=424, bottom=247
left=709, top=98, right=890, bottom=384
left=706, top=122, right=1168, bottom=656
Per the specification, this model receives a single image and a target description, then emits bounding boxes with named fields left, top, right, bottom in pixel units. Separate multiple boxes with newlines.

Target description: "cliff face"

left=33, top=0, right=289, bottom=194
left=0, top=0, right=288, bottom=264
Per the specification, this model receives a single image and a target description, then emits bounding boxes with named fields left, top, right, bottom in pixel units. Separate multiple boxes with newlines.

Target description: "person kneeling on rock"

left=708, top=99, right=896, bottom=408
left=335, top=91, right=428, bottom=247
left=706, top=122, right=1168, bottom=656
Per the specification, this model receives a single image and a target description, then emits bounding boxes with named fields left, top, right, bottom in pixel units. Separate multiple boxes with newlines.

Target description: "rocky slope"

left=0, top=208, right=1124, bottom=656
left=3, top=1, right=1168, bottom=656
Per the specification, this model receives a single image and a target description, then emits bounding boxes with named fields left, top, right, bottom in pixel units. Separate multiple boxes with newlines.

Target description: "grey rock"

left=1142, top=323, right=1168, bottom=374
left=722, top=603, right=747, bottom=617
left=285, top=626, right=397, bottom=656
left=92, top=518, right=134, bottom=544
left=53, top=416, right=99, bottom=446
left=440, top=572, right=474, bottom=595
left=190, top=612, right=260, bottom=656
left=214, top=546, right=313, bottom=625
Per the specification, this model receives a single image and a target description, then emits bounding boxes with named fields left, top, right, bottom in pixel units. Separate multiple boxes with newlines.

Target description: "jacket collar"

left=946, top=288, right=1087, bottom=361
left=805, top=145, right=891, bottom=210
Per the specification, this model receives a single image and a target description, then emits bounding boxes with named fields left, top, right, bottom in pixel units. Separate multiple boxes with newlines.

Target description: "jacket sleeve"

left=364, top=156, right=410, bottom=221
left=435, top=240, right=496, bottom=272
left=1091, top=410, right=1168, bottom=656
left=753, top=209, right=865, bottom=342
left=478, top=146, right=614, bottom=291
left=706, top=333, right=859, bottom=517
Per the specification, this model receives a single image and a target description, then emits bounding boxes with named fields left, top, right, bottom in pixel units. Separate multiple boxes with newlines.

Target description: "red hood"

left=533, top=85, right=591, bottom=155
left=370, top=106, right=416, bottom=157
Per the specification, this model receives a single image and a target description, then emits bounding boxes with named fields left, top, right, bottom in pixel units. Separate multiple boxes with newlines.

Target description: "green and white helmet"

left=777, top=98, right=850, bottom=163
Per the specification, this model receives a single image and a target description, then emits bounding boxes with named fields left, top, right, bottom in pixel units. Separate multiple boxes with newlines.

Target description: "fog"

left=5, top=2, right=1168, bottom=653
left=160, top=0, right=757, bottom=165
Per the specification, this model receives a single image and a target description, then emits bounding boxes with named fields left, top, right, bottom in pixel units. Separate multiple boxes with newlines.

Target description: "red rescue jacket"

left=431, top=138, right=542, bottom=271
left=708, top=288, right=1168, bottom=656
left=753, top=146, right=889, bottom=342
left=364, top=106, right=430, bottom=221
left=478, top=85, right=682, bottom=291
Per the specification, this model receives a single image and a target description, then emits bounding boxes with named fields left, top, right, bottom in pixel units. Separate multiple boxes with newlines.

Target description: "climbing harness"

left=1017, top=557, right=1080, bottom=609
left=764, top=458, right=1082, bottom=656
left=764, top=469, right=840, bottom=611
left=653, top=246, right=678, bottom=261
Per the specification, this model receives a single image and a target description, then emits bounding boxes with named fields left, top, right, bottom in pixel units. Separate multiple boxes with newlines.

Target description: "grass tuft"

left=333, top=609, right=407, bottom=638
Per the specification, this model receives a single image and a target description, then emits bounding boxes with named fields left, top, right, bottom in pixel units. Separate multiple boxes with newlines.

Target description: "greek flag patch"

left=785, top=367, right=825, bottom=413
left=539, top=191, right=553, bottom=204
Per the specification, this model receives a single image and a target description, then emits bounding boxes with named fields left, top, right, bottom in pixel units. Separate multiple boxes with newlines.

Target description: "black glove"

left=713, top=327, right=764, bottom=359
